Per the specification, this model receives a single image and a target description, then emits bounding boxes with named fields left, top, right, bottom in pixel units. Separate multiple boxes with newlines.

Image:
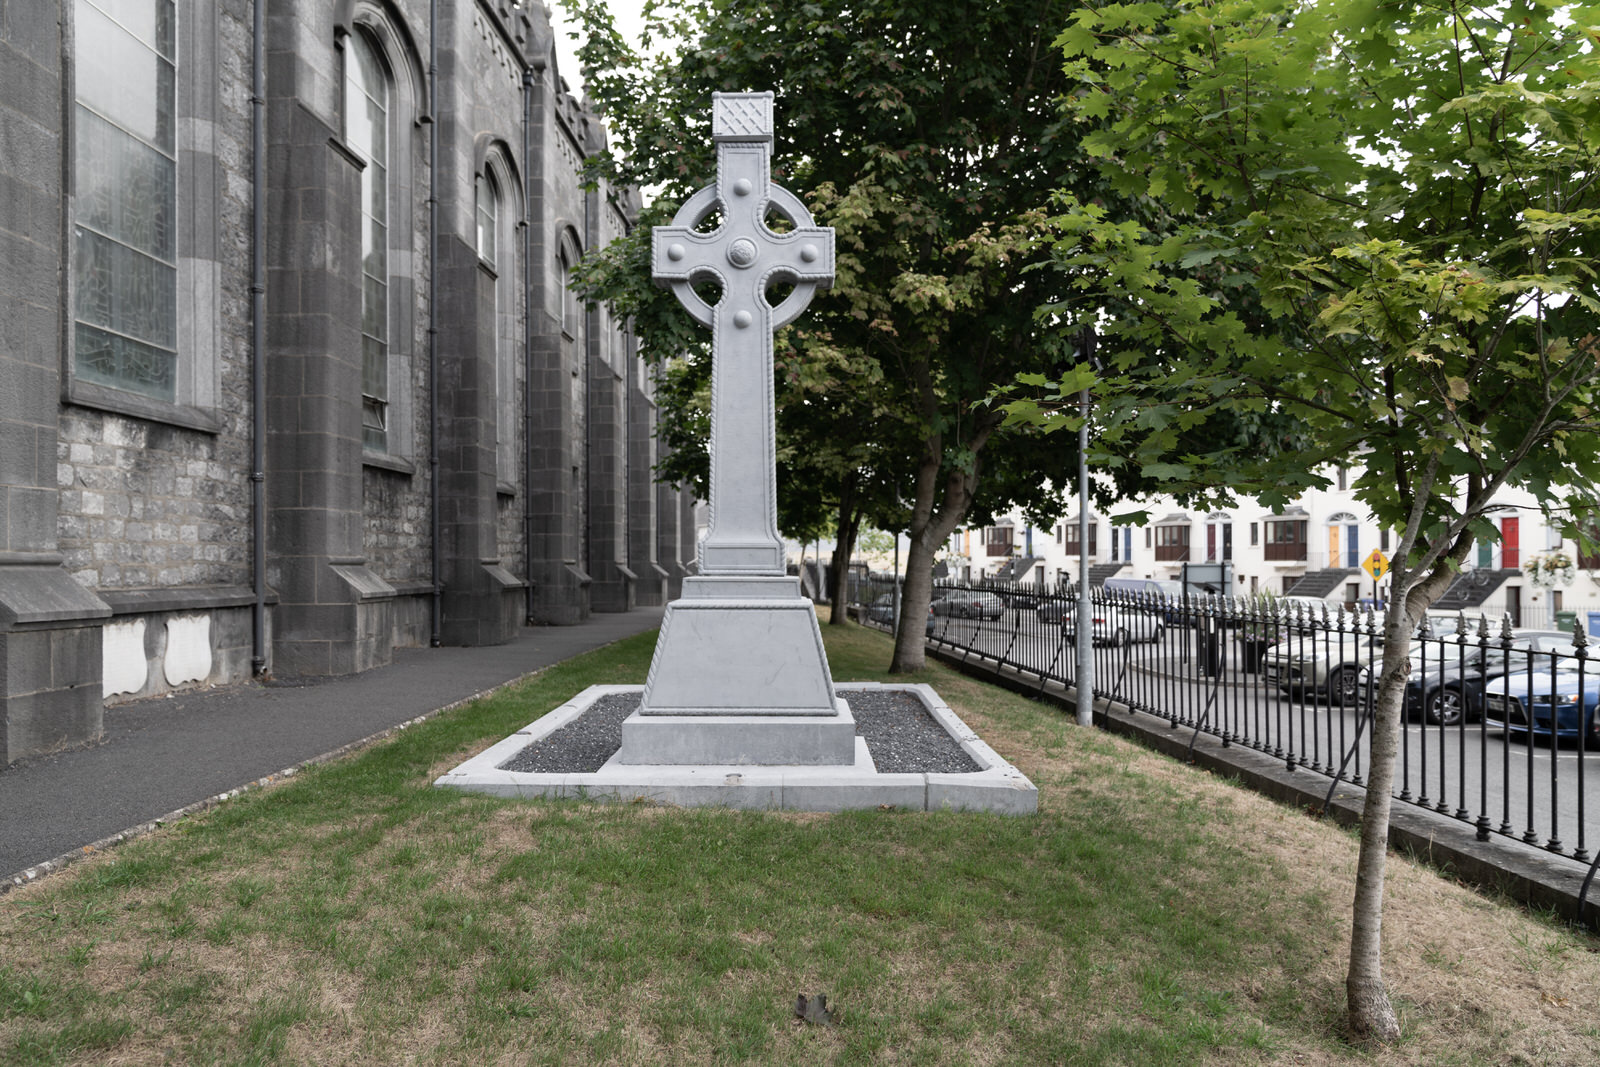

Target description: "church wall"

left=0, top=0, right=693, bottom=762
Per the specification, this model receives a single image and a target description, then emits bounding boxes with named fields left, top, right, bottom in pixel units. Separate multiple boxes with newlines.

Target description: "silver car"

left=930, top=590, right=1005, bottom=620
left=1052, top=602, right=1166, bottom=646
left=1262, top=628, right=1387, bottom=704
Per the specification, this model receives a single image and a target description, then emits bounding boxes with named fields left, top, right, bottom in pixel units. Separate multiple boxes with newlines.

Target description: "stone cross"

left=652, top=92, right=835, bottom=576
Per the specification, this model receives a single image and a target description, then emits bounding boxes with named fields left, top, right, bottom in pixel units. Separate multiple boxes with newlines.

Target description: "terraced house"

left=0, top=1, right=696, bottom=764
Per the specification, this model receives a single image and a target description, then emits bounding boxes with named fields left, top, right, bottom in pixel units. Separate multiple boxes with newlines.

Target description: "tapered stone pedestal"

left=618, top=576, right=853, bottom=765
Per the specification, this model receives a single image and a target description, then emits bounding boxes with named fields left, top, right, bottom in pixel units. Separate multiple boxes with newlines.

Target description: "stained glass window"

left=476, top=174, right=498, bottom=270
left=73, top=0, right=178, bottom=401
left=346, top=30, right=391, bottom=452
left=481, top=172, right=517, bottom=479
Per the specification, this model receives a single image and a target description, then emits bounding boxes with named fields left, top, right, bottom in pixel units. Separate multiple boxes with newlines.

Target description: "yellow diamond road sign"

left=1362, top=550, right=1389, bottom=582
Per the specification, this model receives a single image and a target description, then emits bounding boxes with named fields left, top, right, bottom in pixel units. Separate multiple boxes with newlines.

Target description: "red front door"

left=1502, top=517, right=1520, bottom=569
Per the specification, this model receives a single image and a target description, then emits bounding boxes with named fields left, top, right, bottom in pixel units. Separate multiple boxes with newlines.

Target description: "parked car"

left=1262, top=628, right=1387, bottom=704
left=866, top=593, right=897, bottom=624
left=1043, top=600, right=1166, bottom=645
left=1103, top=577, right=1186, bottom=600
left=1483, top=668, right=1600, bottom=744
left=993, top=583, right=1041, bottom=608
left=1353, top=629, right=1583, bottom=725
left=930, top=589, right=1004, bottom=620
left=1274, top=595, right=1335, bottom=620
left=1102, top=577, right=1188, bottom=623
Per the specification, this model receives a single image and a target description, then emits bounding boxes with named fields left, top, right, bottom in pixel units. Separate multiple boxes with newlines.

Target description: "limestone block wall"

left=57, top=417, right=252, bottom=592
left=55, top=0, right=255, bottom=595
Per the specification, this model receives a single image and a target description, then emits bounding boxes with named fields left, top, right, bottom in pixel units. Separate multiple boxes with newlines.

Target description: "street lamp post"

left=1075, top=383, right=1093, bottom=727
left=1075, top=326, right=1096, bottom=727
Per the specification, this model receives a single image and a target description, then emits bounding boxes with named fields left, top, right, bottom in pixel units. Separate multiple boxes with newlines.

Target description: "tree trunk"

left=1344, top=550, right=1461, bottom=1042
left=827, top=477, right=861, bottom=625
left=1344, top=595, right=1410, bottom=1044
left=889, top=527, right=940, bottom=671
left=889, top=448, right=981, bottom=672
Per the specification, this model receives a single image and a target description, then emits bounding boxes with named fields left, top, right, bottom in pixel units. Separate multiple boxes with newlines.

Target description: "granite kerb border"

left=433, top=682, right=1038, bottom=814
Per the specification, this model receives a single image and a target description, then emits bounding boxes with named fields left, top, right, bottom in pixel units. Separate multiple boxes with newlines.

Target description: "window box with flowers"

left=1524, top=551, right=1576, bottom=588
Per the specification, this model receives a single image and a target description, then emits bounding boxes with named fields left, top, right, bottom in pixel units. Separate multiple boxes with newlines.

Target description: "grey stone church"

left=0, top=1, right=697, bottom=764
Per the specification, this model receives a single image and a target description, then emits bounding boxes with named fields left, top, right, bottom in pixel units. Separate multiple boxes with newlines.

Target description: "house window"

left=72, top=0, right=178, bottom=401
left=1249, top=522, right=1258, bottom=546
left=1263, top=519, right=1309, bottom=561
left=346, top=29, right=391, bottom=452
left=1154, top=524, right=1190, bottom=562
left=1064, top=522, right=1097, bottom=556
left=985, top=526, right=1014, bottom=557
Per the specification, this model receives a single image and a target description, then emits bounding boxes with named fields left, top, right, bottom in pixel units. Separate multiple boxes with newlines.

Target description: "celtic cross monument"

left=616, top=92, right=854, bottom=767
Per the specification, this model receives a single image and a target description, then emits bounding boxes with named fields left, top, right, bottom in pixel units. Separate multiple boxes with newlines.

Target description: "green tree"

left=1004, top=0, right=1600, bottom=1042
left=563, top=0, right=1090, bottom=664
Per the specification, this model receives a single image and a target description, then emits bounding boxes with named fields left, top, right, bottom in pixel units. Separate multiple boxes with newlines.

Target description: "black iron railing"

left=846, top=576, right=1598, bottom=869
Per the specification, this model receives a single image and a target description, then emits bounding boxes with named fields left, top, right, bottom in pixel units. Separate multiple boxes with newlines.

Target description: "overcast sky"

left=545, top=0, right=651, bottom=100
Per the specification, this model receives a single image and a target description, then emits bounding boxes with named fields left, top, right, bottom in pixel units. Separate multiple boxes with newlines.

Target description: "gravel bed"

left=844, top=688, right=982, bottom=773
left=499, top=693, right=637, bottom=774
left=498, top=689, right=981, bottom=774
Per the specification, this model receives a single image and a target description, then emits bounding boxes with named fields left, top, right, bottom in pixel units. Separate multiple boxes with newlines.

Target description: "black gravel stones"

left=498, top=688, right=981, bottom=774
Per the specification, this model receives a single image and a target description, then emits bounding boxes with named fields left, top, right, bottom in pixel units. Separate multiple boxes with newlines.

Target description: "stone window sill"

left=363, top=450, right=417, bottom=476
left=66, top=379, right=222, bottom=434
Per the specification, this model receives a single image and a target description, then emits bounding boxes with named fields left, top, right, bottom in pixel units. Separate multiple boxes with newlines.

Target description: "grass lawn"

left=3, top=617, right=1599, bottom=1065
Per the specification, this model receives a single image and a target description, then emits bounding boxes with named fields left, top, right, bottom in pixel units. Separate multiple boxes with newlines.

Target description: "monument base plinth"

left=617, top=700, right=857, bottom=766
left=637, top=576, right=838, bottom=719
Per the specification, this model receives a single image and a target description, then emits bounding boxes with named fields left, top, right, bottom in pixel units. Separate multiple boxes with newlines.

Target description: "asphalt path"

left=1, top=608, right=665, bottom=882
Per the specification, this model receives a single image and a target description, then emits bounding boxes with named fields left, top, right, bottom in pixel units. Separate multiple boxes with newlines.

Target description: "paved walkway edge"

left=4, top=662, right=562, bottom=896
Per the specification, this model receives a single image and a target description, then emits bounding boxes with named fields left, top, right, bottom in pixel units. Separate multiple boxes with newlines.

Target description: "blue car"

left=1482, top=670, right=1600, bottom=744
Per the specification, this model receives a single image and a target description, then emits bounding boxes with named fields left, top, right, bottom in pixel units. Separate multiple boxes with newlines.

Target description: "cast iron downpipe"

left=427, top=0, right=442, bottom=646
left=249, top=0, right=267, bottom=674
left=522, top=64, right=537, bottom=624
